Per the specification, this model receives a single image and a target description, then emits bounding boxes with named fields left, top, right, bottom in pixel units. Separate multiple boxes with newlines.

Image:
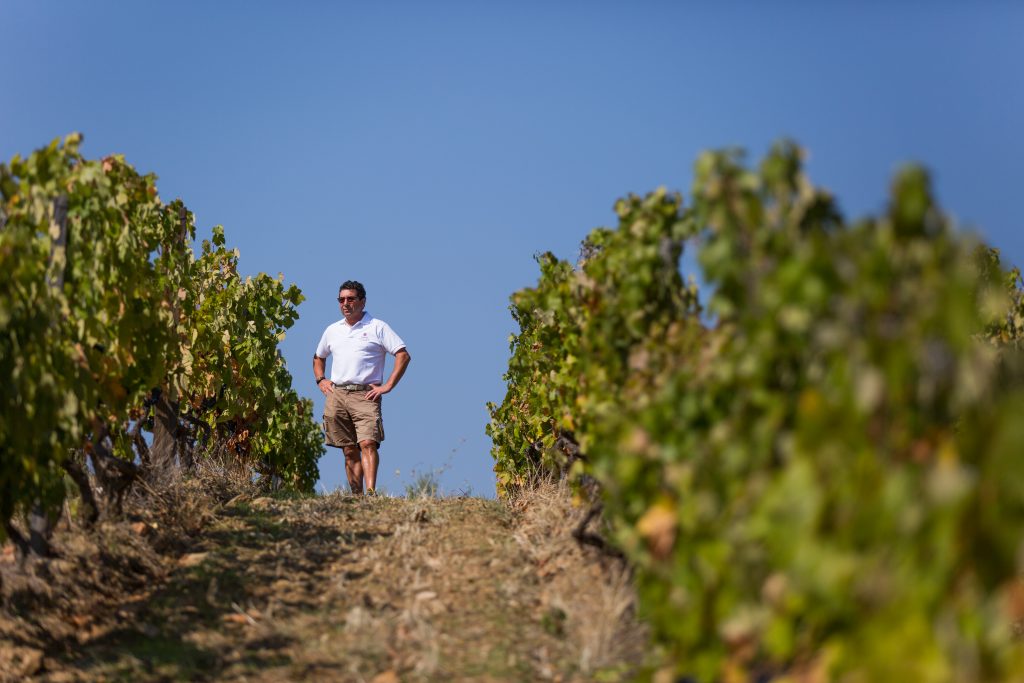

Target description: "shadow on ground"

left=44, top=496, right=389, bottom=681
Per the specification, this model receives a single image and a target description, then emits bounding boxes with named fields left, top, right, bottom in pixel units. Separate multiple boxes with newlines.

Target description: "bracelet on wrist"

left=316, top=376, right=327, bottom=385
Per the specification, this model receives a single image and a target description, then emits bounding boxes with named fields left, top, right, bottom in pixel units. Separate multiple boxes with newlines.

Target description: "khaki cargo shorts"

left=323, top=385, right=384, bottom=448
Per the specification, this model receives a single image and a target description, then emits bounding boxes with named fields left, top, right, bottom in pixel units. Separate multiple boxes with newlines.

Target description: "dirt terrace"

left=1, top=486, right=647, bottom=682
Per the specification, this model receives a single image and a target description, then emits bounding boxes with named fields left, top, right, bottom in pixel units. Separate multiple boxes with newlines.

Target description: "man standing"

left=313, top=280, right=410, bottom=494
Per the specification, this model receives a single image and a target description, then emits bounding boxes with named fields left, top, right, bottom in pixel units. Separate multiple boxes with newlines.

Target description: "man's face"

left=338, top=289, right=365, bottom=319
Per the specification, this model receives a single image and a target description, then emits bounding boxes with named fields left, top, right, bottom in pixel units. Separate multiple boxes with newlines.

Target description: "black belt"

left=333, top=383, right=371, bottom=391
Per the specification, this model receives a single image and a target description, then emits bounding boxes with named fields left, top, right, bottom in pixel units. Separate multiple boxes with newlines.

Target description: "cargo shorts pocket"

left=323, top=415, right=343, bottom=448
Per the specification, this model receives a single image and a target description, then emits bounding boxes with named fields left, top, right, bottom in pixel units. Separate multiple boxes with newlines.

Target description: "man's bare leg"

left=359, top=440, right=380, bottom=492
left=343, top=445, right=364, bottom=494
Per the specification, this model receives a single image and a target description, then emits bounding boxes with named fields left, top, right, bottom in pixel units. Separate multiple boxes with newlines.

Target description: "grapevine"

left=490, top=141, right=1024, bottom=680
left=0, top=134, right=323, bottom=553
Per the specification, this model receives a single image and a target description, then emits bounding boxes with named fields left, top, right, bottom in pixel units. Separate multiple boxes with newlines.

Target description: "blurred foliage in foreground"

left=488, top=141, right=1024, bottom=681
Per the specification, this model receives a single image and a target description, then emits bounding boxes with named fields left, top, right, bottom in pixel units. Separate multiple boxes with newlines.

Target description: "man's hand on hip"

left=365, top=384, right=389, bottom=402
left=319, top=380, right=334, bottom=397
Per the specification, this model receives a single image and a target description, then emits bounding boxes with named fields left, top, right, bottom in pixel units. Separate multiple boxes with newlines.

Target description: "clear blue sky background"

left=3, top=2, right=1022, bottom=496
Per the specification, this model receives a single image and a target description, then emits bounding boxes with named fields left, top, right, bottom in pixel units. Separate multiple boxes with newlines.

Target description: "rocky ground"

left=0, top=482, right=648, bottom=682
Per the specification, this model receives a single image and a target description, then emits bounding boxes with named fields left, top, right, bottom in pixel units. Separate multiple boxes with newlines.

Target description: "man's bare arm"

left=313, top=355, right=332, bottom=396
left=365, top=349, right=410, bottom=402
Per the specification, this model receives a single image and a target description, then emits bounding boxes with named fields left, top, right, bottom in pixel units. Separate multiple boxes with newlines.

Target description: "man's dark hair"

left=339, top=280, right=366, bottom=300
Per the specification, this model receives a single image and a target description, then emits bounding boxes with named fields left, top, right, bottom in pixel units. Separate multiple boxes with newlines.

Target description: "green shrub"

left=487, top=186, right=700, bottom=495
left=0, top=135, right=322, bottom=545
left=490, top=141, right=1024, bottom=681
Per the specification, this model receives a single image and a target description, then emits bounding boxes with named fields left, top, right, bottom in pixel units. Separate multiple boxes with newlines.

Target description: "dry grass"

left=2, top=472, right=650, bottom=681
left=0, top=459, right=258, bottom=681
left=355, top=497, right=448, bottom=677
left=125, top=456, right=262, bottom=553
left=507, top=476, right=649, bottom=676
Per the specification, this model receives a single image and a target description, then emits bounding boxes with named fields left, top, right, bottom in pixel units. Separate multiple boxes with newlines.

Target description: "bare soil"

left=1, top=485, right=647, bottom=682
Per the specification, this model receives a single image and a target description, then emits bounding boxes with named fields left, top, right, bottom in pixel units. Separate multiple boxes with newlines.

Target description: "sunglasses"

left=338, top=296, right=361, bottom=303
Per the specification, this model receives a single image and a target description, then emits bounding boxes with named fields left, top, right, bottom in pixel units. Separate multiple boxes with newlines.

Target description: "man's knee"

left=343, top=445, right=361, bottom=460
left=359, top=440, right=379, bottom=452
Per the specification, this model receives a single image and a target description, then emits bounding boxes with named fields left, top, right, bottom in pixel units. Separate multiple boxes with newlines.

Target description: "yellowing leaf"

left=637, top=500, right=677, bottom=560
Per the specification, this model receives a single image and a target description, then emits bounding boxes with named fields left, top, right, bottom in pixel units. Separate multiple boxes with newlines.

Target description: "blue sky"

left=3, top=2, right=1022, bottom=496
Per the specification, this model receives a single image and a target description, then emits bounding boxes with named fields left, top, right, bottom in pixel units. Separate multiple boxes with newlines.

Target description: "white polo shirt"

left=315, top=312, right=406, bottom=385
